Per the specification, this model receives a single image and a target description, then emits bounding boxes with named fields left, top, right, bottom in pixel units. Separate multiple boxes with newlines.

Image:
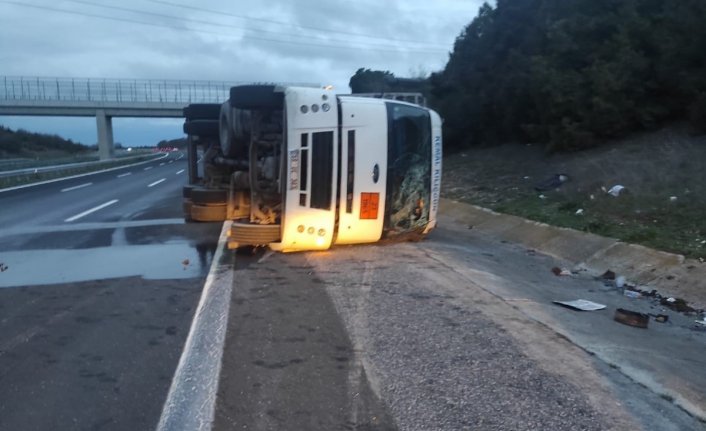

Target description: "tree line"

left=0, top=125, right=87, bottom=158
left=352, top=0, right=706, bottom=152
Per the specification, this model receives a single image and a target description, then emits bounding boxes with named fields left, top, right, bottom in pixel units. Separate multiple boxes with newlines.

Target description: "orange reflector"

left=359, top=192, right=380, bottom=220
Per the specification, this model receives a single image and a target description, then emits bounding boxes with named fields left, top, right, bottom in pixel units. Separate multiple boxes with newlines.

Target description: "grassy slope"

left=442, top=126, right=706, bottom=259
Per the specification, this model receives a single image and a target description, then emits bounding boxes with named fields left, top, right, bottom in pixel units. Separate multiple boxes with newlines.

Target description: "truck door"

left=334, top=97, right=388, bottom=245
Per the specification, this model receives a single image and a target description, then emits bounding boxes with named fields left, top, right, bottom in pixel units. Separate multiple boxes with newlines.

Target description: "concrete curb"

left=440, top=199, right=706, bottom=310
left=156, top=221, right=233, bottom=431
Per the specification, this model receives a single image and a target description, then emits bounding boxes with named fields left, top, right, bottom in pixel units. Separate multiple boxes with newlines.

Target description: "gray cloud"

left=0, top=0, right=482, bottom=144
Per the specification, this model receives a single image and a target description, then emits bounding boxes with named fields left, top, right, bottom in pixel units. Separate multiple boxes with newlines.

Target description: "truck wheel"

left=190, top=187, right=228, bottom=205
left=219, top=103, right=236, bottom=157
left=182, top=185, right=196, bottom=198
left=229, top=222, right=281, bottom=245
left=190, top=203, right=227, bottom=222
left=183, top=198, right=194, bottom=222
left=229, top=85, right=283, bottom=110
left=183, top=104, right=221, bottom=121
left=183, top=120, right=219, bottom=138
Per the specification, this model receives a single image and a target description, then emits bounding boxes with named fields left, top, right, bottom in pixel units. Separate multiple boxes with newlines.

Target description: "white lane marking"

left=64, top=199, right=119, bottom=223
left=117, top=172, right=132, bottom=178
left=144, top=166, right=153, bottom=171
left=160, top=163, right=165, bottom=166
left=148, top=178, right=166, bottom=187
left=60, top=182, right=92, bottom=193
left=157, top=221, right=232, bottom=431
left=175, top=169, right=185, bottom=175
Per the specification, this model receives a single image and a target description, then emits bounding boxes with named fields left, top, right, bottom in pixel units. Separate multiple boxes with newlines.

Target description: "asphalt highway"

left=0, top=152, right=223, bottom=430
left=1, top=152, right=704, bottom=431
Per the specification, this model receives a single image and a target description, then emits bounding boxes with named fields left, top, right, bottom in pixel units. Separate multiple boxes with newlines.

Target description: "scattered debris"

left=551, top=267, right=572, bottom=276
left=534, top=173, right=570, bottom=192
left=0, top=262, right=7, bottom=273
left=181, top=259, right=190, bottom=270
left=653, top=314, right=669, bottom=323
left=669, top=196, right=678, bottom=202
left=575, top=208, right=584, bottom=215
left=607, top=185, right=625, bottom=197
left=623, top=289, right=642, bottom=299
left=590, top=194, right=595, bottom=200
left=615, top=276, right=626, bottom=288
left=554, top=299, right=606, bottom=311
left=614, top=308, right=649, bottom=328
left=695, top=317, right=706, bottom=326
left=538, top=194, right=547, bottom=199
left=467, top=225, right=474, bottom=230
left=660, top=297, right=696, bottom=313
left=601, top=270, right=616, bottom=280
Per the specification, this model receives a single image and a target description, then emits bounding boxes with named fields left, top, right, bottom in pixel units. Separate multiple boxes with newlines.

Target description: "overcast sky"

left=0, top=0, right=483, bottom=146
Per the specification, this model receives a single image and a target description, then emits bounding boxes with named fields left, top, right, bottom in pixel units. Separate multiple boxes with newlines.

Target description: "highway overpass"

left=0, top=76, right=236, bottom=159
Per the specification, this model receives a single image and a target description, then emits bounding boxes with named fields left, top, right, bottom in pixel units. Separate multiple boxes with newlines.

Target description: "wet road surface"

left=0, top=153, right=223, bottom=430
left=213, top=220, right=705, bottom=430
left=214, top=251, right=395, bottom=430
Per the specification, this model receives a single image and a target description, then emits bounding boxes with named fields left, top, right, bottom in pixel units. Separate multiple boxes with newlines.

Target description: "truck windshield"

left=385, top=102, right=432, bottom=234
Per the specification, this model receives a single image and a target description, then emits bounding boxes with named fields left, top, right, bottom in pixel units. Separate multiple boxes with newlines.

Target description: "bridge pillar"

left=96, top=109, right=114, bottom=160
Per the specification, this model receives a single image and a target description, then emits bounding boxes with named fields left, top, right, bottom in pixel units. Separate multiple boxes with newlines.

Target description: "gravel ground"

left=304, top=245, right=614, bottom=431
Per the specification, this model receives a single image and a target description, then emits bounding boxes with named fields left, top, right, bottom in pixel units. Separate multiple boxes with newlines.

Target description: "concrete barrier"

left=440, top=199, right=706, bottom=310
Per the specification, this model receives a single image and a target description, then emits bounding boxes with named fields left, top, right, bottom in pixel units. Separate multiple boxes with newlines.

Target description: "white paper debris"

left=607, top=185, right=625, bottom=197
left=553, top=299, right=607, bottom=311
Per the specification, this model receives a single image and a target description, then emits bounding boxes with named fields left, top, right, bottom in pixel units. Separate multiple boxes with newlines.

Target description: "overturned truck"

left=182, top=85, right=442, bottom=252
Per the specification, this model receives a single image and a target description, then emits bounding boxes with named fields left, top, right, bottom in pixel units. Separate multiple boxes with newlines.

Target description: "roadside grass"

left=493, top=193, right=706, bottom=258
left=0, top=153, right=162, bottom=189
left=442, top=126, right=706, bottom=259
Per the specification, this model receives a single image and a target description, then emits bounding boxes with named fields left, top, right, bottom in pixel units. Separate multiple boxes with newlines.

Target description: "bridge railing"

left=0, top=76, right=242, bottom=104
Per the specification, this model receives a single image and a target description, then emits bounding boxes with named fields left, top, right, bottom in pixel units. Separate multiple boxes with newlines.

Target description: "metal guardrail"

left=0, top=76, right=239, bottom=104
left=1, top=76, right=323, bottom=106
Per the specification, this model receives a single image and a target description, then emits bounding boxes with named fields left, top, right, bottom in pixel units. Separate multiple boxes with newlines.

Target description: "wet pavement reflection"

left=0, top=222, right=221, bottom=288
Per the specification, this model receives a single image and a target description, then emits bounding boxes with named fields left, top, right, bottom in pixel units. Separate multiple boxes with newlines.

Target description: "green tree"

left=349, top=68, right=395, bottom=93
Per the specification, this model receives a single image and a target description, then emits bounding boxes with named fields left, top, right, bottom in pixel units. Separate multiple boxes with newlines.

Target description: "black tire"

left=191, top=204, right=227, bottom=222
left=190, top=187, right=228, bottom=205
left=219, top=103, right=236, bottom=157
left=183, top=104, right=221, bottom=121
left=183, top=184, right=197, bottom=198
left=183, top=120, right=219, bottom=138
left=183, top=198, right=194, bottom=222
left=229, top=85, right=283, bottom=110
